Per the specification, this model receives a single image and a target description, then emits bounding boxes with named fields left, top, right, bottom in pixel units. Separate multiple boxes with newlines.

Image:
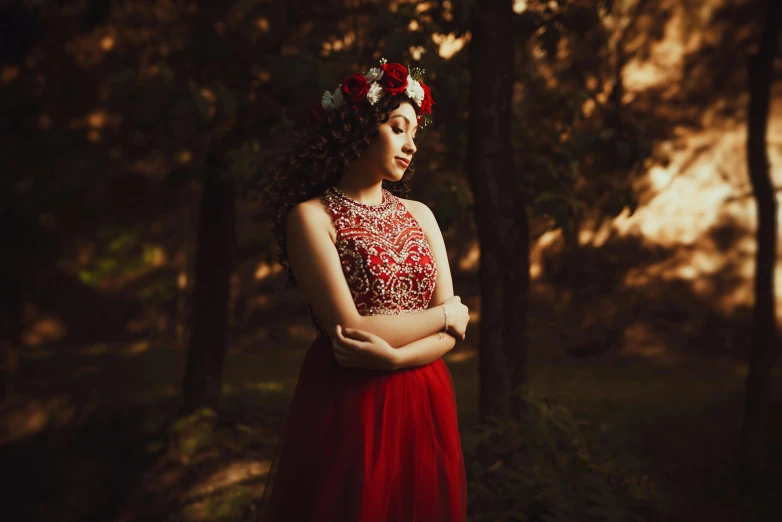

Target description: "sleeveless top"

left=310, top=186, right=437, bottom=338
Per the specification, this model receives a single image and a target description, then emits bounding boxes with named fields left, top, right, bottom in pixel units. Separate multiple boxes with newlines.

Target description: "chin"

left=383, top=171, right=405, bottom=183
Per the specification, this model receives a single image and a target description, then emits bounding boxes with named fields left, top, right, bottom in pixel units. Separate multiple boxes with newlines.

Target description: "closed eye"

left=393, top=127, right=417, bottom=142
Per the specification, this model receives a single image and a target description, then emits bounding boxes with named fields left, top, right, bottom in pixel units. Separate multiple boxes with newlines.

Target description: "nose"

left=403, top=134, right=417, bottom=156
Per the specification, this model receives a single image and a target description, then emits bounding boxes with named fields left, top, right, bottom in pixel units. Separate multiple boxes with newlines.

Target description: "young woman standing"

left=255, top=59, right=470, bottom=522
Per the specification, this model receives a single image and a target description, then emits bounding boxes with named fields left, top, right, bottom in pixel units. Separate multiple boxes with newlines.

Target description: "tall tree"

left=182, top=160, right=237, bottom=413
left=0, top=263, right=21, bottom=402
left=177, top=0, right=401, bottom=413
left=740, top=0, right=781, bottom=484
left=467, top=0, right=530, bottom=422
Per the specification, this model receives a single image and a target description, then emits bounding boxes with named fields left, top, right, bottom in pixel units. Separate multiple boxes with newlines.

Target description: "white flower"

left=332, top=88, right=345, bottom=109
left=365, top=67, right=384, bottom=82
left=322, top=88, right=345, bottom=111
left=405, top=77, right=425, bottom=105
left=321, top=90, right=336, bottom=111
left=366, top=81, right=384, bottom=104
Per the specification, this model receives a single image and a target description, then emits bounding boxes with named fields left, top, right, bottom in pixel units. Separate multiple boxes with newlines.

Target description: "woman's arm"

left=392, top=331, right=458, bottom=370
left=329, top=325, right=457, bottom=371
left=325, top=199, right=467, bottom=371
left=286, top=201, right=458, bottom=347
left=402, top=200, right=457, bottom=315
left=388, top=197, right=463, bottom=365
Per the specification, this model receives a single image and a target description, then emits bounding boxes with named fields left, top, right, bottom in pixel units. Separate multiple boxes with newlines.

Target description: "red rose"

left=380, top=63, right=409, bottom=95
left=417, top=80, right=434, bottom=115
left=341, top=73, right=369, bottom=104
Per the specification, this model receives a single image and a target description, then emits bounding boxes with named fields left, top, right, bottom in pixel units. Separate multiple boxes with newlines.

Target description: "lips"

left=395, top=157, right=410, bottom=168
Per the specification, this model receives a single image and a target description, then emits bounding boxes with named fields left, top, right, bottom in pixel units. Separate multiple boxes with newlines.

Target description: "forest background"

left=1, top=0, right=781, bottom=521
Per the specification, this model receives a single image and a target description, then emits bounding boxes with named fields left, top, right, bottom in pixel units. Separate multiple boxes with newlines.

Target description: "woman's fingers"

left=447, top=327, right=466, bottom=341
left=329, top=325, right=342, bottom=340
left=331, top=324, right=394, bottom=370
left=334, top=324, right=370, bottom=343
left=332, top=341, right=371, bottom=369
left=334, top=325, right=358, bottom=345
left=331, top=334, right=369, bottom=366
left=331, top=328, right=360, bottom=367
left=331, top=342, right=356, bottom=366
left=332, top=336, right=365, bottom=353
left=342, top=327, right=378, bottom=343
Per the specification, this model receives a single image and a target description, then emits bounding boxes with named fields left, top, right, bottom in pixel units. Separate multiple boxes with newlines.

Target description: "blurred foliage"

left=0, top=0, right=660, bottom=321
left=75, top=228, right=152, bottom=284
left=168, top=407, right=218, bottom=461
left=463, top=388, right=657, bottom=522
left=1, top=2, right=777, bottom=521
left=510, top=0, right=653, bottom=245
left=126, top=388, right=664, bottom=522
left=147, top=390, right=660, bottom=521
left=201, top=484, right=255, bottom=520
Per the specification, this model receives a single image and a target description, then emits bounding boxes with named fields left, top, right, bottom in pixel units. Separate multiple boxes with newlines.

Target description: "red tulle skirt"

left=254, top=336, right=468, bottom=522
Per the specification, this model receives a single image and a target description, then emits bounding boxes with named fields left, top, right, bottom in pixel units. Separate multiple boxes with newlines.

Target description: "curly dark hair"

left=263, top=93, right=420, bottom=285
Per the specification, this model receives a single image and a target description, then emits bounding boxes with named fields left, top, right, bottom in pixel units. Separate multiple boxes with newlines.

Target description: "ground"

left=2, top=273, right=780, bottom=522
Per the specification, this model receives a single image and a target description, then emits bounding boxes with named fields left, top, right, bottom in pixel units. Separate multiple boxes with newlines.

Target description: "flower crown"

left=319, top=58, right=434, bottom=127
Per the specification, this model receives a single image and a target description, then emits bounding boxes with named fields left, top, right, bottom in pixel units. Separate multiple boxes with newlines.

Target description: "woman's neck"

left=335, top=169, right=384, bottom=207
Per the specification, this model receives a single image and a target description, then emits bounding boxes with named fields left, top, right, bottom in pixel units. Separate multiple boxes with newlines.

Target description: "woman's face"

left=361, top=101, right=418, bottom=182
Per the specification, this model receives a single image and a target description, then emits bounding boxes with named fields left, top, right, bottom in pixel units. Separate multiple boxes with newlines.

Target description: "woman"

left=255, top=59, right=470, bottom=522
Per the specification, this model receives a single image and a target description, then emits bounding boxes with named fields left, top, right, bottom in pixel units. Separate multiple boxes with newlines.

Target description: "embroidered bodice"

left=310, top=186, right=437, bottom=337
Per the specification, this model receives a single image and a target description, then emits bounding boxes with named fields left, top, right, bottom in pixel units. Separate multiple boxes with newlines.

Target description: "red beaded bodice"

left=311, top=186, right=437, bottom=337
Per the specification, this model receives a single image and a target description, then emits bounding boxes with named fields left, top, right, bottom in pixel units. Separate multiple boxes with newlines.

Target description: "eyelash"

left=392, top=127, right=417, bottom=141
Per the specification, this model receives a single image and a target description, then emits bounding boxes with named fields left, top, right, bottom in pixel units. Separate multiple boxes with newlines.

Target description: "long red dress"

left=254, top=186, right=468, bottom=522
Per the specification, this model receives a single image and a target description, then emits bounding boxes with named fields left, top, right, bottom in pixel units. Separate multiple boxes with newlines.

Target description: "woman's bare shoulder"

left=397, top=197, right=436, bottom=227
left=288, top=193, right=327, bottom=219
left=288, top=193, right=335, bottom=241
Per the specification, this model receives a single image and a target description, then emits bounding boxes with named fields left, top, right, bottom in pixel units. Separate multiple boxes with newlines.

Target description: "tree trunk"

left=0, top=276, right=21, bottom=403
left=182, top=160, right=236, bottom=413
left=468, top=0, right=530, bottom=423
left=740, top=0, right=780, bottom=485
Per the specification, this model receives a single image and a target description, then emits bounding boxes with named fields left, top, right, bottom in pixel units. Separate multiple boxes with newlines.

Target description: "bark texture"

left=467, top=0, right=531, bottom=422
left=740, top=0, right=781, bottom=484
left=182, top=162, right=236, bottom=413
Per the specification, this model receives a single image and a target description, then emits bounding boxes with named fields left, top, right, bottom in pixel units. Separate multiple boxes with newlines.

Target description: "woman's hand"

left=329, top=325, right=399, bottom=371
left=441, top=295, right=470, bottom=341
